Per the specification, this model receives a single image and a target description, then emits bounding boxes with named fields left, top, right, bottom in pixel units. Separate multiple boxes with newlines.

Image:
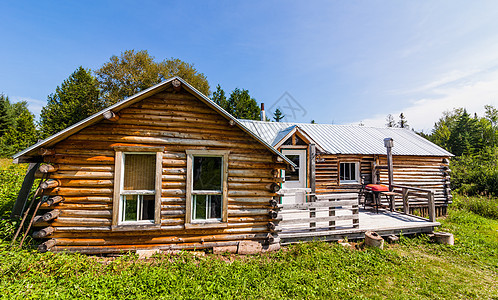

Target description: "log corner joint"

left=172, top=79, right=182, bottom=91
left=103, top=110, right=120, bottom=122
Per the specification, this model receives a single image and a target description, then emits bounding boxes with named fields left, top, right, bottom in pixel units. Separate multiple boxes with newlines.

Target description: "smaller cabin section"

left=239, top=120, right=453, bottom=216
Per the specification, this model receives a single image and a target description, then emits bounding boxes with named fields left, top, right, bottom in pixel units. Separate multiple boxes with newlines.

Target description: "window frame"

left=112, top=146, right=163, bottom=230
left=339, top=161, right=360, bottom=184
left=185, top=150, right=229, bottom=229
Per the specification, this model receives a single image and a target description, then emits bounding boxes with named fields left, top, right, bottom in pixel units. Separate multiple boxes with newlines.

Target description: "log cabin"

left=12, top=77, right=294, bottom=254
left=12, top=76, right=451, bottom=253
left=239, top=119, right=453, bottom=216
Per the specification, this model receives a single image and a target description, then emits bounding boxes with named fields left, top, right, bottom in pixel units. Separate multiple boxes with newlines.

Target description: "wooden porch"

left=275, top=192, right=440, bottom=245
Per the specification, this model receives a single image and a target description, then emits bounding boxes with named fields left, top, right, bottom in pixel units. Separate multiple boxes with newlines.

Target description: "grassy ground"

left=0, top=160, right=497, bottom=299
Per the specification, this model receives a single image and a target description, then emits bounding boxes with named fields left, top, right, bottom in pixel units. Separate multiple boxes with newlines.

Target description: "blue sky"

left=1, top=1, right=497, bottom=131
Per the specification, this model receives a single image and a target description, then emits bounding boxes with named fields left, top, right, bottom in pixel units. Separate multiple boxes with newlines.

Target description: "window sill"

left=339, top=181, right=360, bottom=185
left=112, top=223, right=161, bottom=232
left=185, top=222, right=228, bottom=230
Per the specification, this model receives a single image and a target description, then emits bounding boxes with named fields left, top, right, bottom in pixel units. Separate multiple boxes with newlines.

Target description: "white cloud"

left=359, top=73, right=498, bottom=131
left=12, top=96, right=45, bottom=119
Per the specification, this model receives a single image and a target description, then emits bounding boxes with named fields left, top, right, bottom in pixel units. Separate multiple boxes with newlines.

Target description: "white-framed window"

left=186, top=150, right=229, bottom=227
left=112, top=147, right=163, bottom=228
left=339, top=162, right=359, bottom=184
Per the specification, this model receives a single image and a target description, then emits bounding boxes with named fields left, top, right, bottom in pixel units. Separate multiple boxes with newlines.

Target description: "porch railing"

left=276, top=192, right=359, bottom=236
left=391, top=184, right=436, bottom=222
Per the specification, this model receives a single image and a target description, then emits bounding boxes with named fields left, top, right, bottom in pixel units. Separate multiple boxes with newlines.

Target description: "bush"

left=452, top=194, right=498, bottom=220
left=451, top=146, right=498, bottom=196
left=0, top=160, right=27, bottom=218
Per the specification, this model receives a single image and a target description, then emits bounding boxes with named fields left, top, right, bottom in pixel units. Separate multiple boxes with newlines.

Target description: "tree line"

left=421, top=105, right=498, bottom=196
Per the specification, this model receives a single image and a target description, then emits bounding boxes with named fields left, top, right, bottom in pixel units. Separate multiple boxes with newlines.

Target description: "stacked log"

left=36, top=88, right=284, bottom=253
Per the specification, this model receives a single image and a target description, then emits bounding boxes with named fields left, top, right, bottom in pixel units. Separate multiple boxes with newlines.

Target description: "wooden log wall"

left=34, top=87, right=283, bottom=254
left=377, top=155, right=451, bottom=216
left=315, top=154, right=451, bottom=216
left=315, top=154, right=374, bottom=194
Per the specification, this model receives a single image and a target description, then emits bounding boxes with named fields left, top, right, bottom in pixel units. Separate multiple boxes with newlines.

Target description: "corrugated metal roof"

left=239, top=120, right=453, bottom=157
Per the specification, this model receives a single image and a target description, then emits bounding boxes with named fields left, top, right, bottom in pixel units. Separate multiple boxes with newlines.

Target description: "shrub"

left=0, top=161, right=27, bottom=218
left=451, top=146, right=498, bottom=196
left=452, top=194, right=498, bottom=220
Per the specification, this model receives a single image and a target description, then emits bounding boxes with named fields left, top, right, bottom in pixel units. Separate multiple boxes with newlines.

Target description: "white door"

left=281, top=149, right=307, bottom=204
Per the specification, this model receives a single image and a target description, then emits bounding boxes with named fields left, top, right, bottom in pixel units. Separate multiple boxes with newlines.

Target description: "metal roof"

left=239, top=120, right=453, bottom=157
left=13, top=77, right=295, bottom=167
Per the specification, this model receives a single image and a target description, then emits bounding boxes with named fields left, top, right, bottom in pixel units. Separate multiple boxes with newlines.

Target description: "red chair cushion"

left=365, top=184, right=389, bottom=192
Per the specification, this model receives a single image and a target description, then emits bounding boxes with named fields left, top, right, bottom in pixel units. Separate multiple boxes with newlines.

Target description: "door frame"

left=281, top=148, right=308, bottom=190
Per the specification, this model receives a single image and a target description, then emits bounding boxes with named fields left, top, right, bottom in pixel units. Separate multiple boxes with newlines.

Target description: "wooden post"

left=402, top=188, right=409, bottom=214
left=11, top=162, right=40, bottom=219
left=329, top=197, right=336, bottom=230
left=384, top=138, right=394, bottom=191
left=427, top=191, right=436, bottom=222
left=310, top=206, right=316, bottom=231
left=309, top=144, right=316, bottom=201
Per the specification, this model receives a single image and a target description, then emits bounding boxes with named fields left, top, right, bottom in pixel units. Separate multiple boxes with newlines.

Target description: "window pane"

left=208, top=195, right=222, bottom=219
left=340, top=163, right=357, bottom=182
left=194, top=194, right=207, bottom=219
left=193, top=194, right=222, bottom=220
left=122, top=195, right=138, bottom=222
left=345, top=163, right=350, bottom=180
left=141, top=195, right=155, bottom=221
left=124, top=154, right=156, bottom=190
left=193, top=156, right=222, bottom=190
left=285, top=155, right=300, bottom=181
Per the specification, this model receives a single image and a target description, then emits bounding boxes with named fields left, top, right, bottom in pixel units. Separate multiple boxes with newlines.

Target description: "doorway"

left=281, top=149, right=307, bottom=204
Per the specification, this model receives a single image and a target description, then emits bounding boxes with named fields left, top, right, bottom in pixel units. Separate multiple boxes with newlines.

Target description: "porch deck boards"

left=279, top=208, right=440, bottom=245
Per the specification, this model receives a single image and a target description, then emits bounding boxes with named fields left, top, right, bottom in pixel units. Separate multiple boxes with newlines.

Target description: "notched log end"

left=39, top=148, right=55, bottom=156
left=38, top=239, right=56, bottom=253
left=172, top=79, right=182, bottom=91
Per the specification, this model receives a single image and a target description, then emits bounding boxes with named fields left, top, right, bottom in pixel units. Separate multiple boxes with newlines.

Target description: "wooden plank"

left=280, top=214, right=359, bottom=225
left=278, top=199, right=357, bottom=209
left=111, top=151, right=121, bottom=226
left=11, top=162, right=40, bottom=218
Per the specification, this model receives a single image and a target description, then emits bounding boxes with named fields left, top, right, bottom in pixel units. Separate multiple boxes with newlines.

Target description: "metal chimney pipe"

left=384, top=138, right=394, bottom=191
left=260, top=103, right=266, bottom=121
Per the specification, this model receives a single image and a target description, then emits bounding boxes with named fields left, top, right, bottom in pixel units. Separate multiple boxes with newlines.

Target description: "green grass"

left=0, top=204, right=496, bottom=299
left=0, top=160, right=497, bottom=299
left=452, top=194, right=498, bottom=220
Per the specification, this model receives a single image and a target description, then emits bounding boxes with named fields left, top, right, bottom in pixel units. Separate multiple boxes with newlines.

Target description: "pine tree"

left=386, top=114, right=395, bottom=127
left=273, top=108, right=284, bottom=122
left=0, top=101, right=38, bottom=157
left=226, top=88, right=260, bottom=120
left=0, top=94, right=13, bottom=137
left=398, top=113, right=409, bottom=128
left=212, top=85, right=229, bottom=111
left=39, top=67, right=104, bottom=137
